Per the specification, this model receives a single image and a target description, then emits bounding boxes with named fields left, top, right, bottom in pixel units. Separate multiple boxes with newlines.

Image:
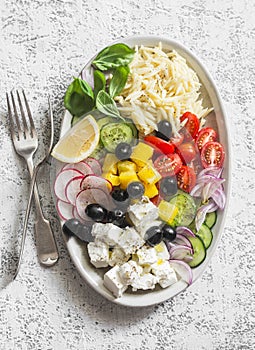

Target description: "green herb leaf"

left=96, top=90, right=124, bottom=120
left=92, top=43, right=135, bottom=71
left=93, top=70, right=106, bottom=100
left=109, top=65, right=129, bottom=98
left=64, top=78, right=94, bottom=117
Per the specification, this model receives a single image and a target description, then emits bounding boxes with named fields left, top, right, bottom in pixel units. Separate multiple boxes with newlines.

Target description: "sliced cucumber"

left=205, top=211, right=217, bottom=228
left=97, top=116, right=115, bottom=129
left=169, top=192, right=196, bottom=227
left=90, top=141, right=106, bottom=160
left=125, top=119, right=138, bottom=143
left=188, top=236, right=206, bottom=268
left=195, top=224, right=213, bottom=249
left=100, top=122, right=133, bottom=152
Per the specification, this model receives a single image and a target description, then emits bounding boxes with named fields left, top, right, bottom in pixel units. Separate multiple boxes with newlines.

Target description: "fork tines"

left=6, top=90, right=36, bottom=140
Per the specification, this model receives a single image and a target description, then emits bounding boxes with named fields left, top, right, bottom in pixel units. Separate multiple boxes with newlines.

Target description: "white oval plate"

left=55, top=35, right=231, bottom=307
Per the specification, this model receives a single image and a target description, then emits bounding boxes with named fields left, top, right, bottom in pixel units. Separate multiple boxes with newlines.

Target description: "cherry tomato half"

left=180, top=112, right=200, bottom=140
left=177, top=142, right=197, bottom=164
left=144, top=135, right=175, bottom=155
left=201, top=141, right=225, bottom=168
left=154, top=153, right=182, bottom=177
left=196, top=127, right=217, bottom=152
left=177, top=165, right=196, bottom=193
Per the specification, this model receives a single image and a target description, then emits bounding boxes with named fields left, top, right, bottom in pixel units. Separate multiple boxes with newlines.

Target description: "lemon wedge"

left=52, top=115, right=100, bottom=163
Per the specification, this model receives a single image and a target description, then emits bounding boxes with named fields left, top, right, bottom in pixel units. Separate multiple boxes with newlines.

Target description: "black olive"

left=144, top=226, right=163, bottom=246
left=85, top=204, right=107, bottom=222
left=159, top=176, right=178, bottom=198
left=115, top=142, right=132, bottom=160
left=106, top=209, right=125, bottom=226
left=162, top=224, right=176, bottom=242
left=127, top=181, right=145, bottom=199
left=156, top=120, right=173, bottom=140
left=62, top=218, right=94, bottom=242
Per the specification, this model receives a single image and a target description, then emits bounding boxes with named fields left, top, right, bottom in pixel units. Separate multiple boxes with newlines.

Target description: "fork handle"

left=26, top=157, right=59, bottom=266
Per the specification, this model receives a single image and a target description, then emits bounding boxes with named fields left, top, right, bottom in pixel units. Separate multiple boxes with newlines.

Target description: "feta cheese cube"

left=118, top=261, right=143, bottom=284
left=104, top=265, right=128, bottom=298
left=136, top=245, right=158, bottom=265
left=108, top=247, right=130, bottom=267
left=152, top=260, right=178, bottom=288
left=128, top=196, right=158, bottom=227
left=118, top=227, right=145, bottom=255
left=91, top=223, right=123, bottom=246
left=131, top=273, right=158, bottom=291
left=87, top=242, right=109, bottom=268
left=154, top=241, right=170, bottom=260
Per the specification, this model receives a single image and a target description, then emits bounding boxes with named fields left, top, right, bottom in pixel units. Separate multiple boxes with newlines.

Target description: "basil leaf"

left=92, top=43, right=135, bottom=71
left=96, top=90, right=124, bottom=120
left=93, top=70, right=106, bottom=100
left=64, top=78, right=94, bottom=117
left=109, top=66, right=129, bottom=98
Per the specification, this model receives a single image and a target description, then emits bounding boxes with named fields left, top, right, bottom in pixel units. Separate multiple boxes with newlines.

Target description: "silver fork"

left=6, top=90, right=59, bottom=267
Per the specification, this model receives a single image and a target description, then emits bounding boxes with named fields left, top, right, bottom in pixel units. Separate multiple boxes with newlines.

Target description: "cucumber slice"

left=90, top=141, right=106, bottom=160
left=100, top=123, right=133, bottom=152
left=188, top=236, right=206, bottom=268
left=97, top=117, right=115, bottom=129
left=169, top=192, right=196, bottom=227
left=195, top=224, right=213, bottom=249
left=205, top=211, right=217, bottom=228
left=125, top=119, right=138, bottom=143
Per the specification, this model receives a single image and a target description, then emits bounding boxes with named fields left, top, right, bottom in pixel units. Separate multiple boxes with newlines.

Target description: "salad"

left=52, top=42, right=226, bottom=298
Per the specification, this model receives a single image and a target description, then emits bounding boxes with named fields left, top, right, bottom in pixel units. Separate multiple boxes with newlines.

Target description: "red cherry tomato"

left=144, top=135, right=175, bottom=155
left=169, top=133, right=184, bottom=147
left=180, top=112, right=200, bottom=139
left=177, top=165, right=196, bottom=193
left=154, top=153, right=182, bottom=177
left=150, top=195, right=161, bottom=206
left=177, top=142, right=197, bottom=164
left=196, top=127, right=217, bottom=152
left=201, top=141, right=225, bottom=168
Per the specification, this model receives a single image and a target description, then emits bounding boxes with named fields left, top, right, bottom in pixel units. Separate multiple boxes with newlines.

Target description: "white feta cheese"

left=87, top=242, right=109, bottom=268
left=152, top=260, right=178, bottom=288
left=91, top=223, right=123, bottom=246
left=128, top=196, right=158, bottom=228
left=154, top=241, right=170, bottom=260
left=108, top=247, right=130, bottom=267
left=136, top=245, right=158, bottom=265
left=104, top=265, right=128, bottom=298
left=118, top=227, right=145, bottom=255
left=131, top=273, right=158, bottom=291
left=136, top=220, right=163, bottom=239
left=118, top=260, right=143, bottom=284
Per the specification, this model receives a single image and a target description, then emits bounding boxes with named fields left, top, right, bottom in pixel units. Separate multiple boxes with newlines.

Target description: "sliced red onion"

left=173, top=233, right=193, bottom=250
left=176, top=226, right=196, bottom=237
left=190, top=182, right=204, bottom=197
left=201, top=178, right=225, bottom=202
left=197, top=166, right=223, bottom=179
left=170, top=245, right=193, bottom=262
left=81, top=67, right=94, bottom=89
left=169, top=260, right=193, bottom=285
left=195, top=200, right=217, bottom=231
left=211, top=187, right=226, bottom=210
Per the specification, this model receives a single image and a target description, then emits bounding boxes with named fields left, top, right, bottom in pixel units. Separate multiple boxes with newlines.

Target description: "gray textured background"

left=0, top=0, right=254, bottom=349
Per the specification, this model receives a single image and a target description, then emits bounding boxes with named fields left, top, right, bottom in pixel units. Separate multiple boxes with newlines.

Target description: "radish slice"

left=56, top=200, right=74, bottom=221
left=170, top=245, right=193, bottom=262
left=80, top=174, right=112, bottom=193
left=169, top=260, right=193, bottom=285
left=76, top=188, right=114, bottom=221
left=62, top=162, right=94, bottom=176
left=54, top=168, right=84, bottom=202
left=65, top=176, right=84, bottom=205
left=85, top=158, right=102, bottom=175
left=72, top=206, right=85, bottom=222
left=176, top=226, right=196, bottom=238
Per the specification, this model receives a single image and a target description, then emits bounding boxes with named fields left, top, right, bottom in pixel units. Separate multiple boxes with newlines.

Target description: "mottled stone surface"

left=0, top=0, right=254, bottom=349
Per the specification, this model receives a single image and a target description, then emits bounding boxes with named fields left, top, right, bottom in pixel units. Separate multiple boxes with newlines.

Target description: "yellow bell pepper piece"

left=138, top=164, right=161, bottom=185
left=144, top=183, right=159, bottom=198
left=158, top=200, right=178, bottom=225
left=119, top=172, right=139, bottom=189
left=117, top=160, right=137, bottom=173
left=131, top=142, right=154, bottom=166
left=103, top=173, right=120, bottom=187
left=102, top=153, right=118, bottom=174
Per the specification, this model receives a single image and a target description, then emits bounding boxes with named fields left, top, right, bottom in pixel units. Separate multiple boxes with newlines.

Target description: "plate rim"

left=57, top=34, right=232, bottom=307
